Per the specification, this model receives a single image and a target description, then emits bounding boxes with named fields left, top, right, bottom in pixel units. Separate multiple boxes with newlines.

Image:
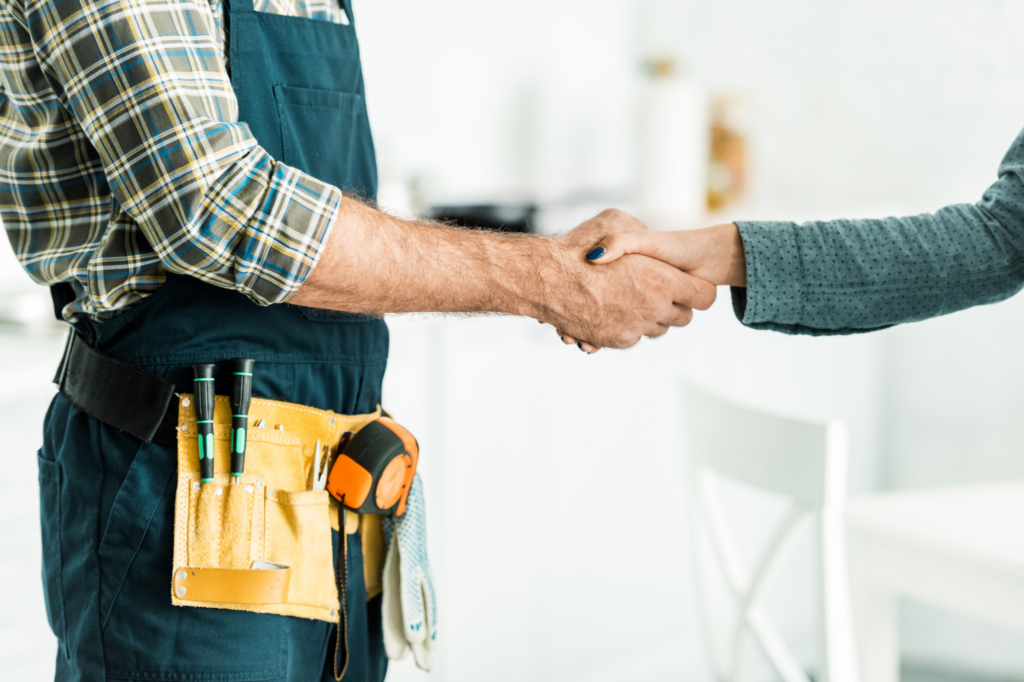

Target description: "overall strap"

left=226, top=0, right=255, bottom=13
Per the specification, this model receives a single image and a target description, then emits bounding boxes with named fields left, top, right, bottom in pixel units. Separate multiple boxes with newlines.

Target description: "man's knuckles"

left=613, top=334, right=643, bottom=349
left=666, top=306, right=694, bottom=328
left=595, top=207, right=625, bottom=222
left=594, top=208, right=642, bottom=228
left=645, top=324, right=670, bottom=339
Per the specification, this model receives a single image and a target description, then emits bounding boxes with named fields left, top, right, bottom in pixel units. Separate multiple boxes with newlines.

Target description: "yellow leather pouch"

left=171, top=394, right=383, bottom=621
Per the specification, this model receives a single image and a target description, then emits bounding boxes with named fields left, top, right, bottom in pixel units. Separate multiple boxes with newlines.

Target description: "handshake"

left=541, top=209, right=747, bottom=353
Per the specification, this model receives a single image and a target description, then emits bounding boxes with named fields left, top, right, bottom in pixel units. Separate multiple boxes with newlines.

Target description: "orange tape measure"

left=327, top=417, right=419, bottom=517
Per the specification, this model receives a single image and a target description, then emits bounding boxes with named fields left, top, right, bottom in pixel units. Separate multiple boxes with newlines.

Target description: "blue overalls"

left=38, top=0, right=389, bottom=678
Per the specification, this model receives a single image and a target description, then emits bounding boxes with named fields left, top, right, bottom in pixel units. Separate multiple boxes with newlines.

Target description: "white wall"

left=358, top=0, right=637, bottom=205
left=357, top=0, right=1024, bottom=679
left=639, top=0, right=1024, bottom=215
left=361, top=0, right=1024, bottom=215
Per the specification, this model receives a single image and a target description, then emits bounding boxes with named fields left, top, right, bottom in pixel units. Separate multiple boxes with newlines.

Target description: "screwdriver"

left=192, top=363, right=217, bottom=483
left=230, top=358, right=255, bottom=480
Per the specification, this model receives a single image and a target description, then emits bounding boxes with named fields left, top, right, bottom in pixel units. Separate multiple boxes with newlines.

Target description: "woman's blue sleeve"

left=734, top=126, right=1024, bottom=336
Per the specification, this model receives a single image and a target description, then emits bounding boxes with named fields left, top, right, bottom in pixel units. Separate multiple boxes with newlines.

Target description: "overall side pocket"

left=37, top=452, right=67, bottom=658
left=97, top=441, right=177, bottom=629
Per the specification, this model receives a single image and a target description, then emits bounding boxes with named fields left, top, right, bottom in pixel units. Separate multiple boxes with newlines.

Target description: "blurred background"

left=4, top=0, right=1024, bottom=680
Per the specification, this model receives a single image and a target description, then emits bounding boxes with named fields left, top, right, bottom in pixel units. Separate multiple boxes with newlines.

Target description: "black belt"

left=54, top=332, right=179, bottom=448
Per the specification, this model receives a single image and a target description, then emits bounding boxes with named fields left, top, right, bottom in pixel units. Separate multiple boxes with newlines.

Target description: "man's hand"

left=557, top=223, right=746, bottom=351
left=288, top=199, right=715, bottom=350
left=541, top=209, right=717, bottom=349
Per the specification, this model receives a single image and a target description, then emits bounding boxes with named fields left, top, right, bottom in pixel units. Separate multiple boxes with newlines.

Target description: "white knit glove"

left=382, top=474, right=437, bottom=671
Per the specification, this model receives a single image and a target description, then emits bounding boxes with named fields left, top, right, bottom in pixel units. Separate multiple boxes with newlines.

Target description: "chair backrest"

left=682, top=381, right=857, bottom=682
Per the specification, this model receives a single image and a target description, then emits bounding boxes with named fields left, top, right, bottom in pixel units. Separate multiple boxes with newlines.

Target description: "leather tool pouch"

left=171, top=394, right=383, bottom=621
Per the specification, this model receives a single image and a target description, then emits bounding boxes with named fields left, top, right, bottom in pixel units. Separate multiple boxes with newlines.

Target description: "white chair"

left=682, top=382, right=858, bottom=682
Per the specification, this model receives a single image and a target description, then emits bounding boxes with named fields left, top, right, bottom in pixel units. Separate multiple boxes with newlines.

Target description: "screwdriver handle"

left=192, top=363, right=217, bottom=483
left=230, top=358, right=255, bottom=478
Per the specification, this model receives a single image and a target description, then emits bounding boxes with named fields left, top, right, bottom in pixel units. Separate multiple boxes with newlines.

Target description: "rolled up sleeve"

left=25, top=0, right=341, bottom=306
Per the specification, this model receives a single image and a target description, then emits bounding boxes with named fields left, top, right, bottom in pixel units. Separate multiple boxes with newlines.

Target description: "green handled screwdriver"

left=230, top=358, right=255, bottom=479
left=192, top=363, right=217, bottom=483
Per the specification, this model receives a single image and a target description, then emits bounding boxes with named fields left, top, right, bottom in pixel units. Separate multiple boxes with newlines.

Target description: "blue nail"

left=586, top=246, right=606, bottom=261
left=577, top=342, right=588, bottom=354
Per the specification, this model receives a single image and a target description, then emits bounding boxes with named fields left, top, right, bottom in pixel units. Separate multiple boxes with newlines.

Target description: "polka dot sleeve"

left=730, top=126, right=1024, bottom=336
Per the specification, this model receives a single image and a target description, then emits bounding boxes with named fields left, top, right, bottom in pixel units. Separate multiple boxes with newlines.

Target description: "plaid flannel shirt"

left=0, top=0, right=350, bottom=321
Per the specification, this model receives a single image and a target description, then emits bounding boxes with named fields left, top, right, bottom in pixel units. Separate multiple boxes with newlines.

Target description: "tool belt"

left=173, top=394, right=382, bottom=620
left=55, top=333, right=387, bottom=622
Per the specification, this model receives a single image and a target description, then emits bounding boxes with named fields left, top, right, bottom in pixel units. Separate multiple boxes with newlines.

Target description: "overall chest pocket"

left=273, top=84, right=377, bottom=198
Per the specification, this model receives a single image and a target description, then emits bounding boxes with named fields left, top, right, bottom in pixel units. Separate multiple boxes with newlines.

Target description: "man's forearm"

left=288, top=200, right=718, bottom=349
left=289, top=196, right=555, bottom=318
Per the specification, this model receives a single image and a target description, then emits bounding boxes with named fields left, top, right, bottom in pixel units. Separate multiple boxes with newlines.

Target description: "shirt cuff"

left=218, top=153, right=345, bottom=307
left=733, top=220, right=805, bottom=326
left=730, top=219, right=893, bottom=336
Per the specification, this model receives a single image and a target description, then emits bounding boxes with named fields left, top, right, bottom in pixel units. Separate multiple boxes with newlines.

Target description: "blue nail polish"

left=577, top=342, right=588, bottom=354
left=586, top=246, right=606, bottom=261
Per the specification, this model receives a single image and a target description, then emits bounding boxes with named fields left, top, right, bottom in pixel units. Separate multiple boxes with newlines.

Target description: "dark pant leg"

left=40, top=395, right=385, bottom=682
left=41, top=392, right=119, bottom=681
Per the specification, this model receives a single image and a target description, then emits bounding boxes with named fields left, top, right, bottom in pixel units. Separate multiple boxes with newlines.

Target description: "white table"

left=846, top=481, right=1024, bottom=682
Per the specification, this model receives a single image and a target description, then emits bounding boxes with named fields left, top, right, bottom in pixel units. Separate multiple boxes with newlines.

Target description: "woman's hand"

left=587, top=223, right=747, bottom=287
left=559, top=223, right=746, bottom=352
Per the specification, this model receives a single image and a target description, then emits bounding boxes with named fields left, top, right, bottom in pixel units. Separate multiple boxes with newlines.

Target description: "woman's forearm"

left=736, top=201, right=1024, bottom=335
left=590, top=126, right=1024, bottom=337
left=733, top=126, right=1024, bottom=335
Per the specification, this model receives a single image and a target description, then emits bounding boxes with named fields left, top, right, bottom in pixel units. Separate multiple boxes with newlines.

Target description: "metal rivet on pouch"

left=177, top=587, right=186, bottom=597
left=256, top=481, right=264, bottom=489
left=329, top=610, right=336, bottom=617
left=182, top=397, right=190, bottom=407
left=257, top=420, right=266, bottom=429
left=215, top=487, right=223, bottom=496
left=277, top=424, right=285, bottom=431
left=245, top=485, right=254, bottom=494
left=181, top=423, right=189, bottom=432
left=177, top=571, right=187, bottom=581
left=192, top=482, right=200, bottom=490
left=329, top=417, right=336, bottom=426
left=268, top=488, right=274, bottom=496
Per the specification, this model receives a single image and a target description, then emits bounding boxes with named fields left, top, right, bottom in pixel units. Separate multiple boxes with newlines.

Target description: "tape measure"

left=327, top=417, right=419, bottom=517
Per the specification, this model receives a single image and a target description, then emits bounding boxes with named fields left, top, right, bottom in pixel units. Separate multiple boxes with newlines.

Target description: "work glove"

left=382, top=474, right=437, bottom=671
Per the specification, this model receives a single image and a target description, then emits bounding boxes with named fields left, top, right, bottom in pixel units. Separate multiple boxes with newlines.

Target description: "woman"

left=566, top=126, right=1024, bottom=349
